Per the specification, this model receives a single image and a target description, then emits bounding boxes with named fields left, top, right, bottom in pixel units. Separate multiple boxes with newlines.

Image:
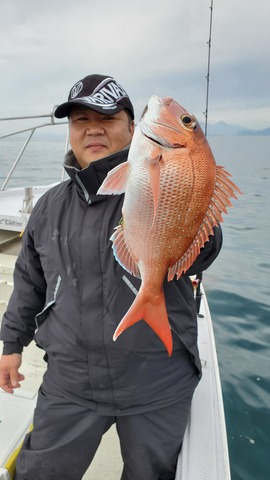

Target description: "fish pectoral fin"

left=113, top=289, right=173, bottom=356
left=110, top=225, right=141, bottom=278
left=97, top=162, right=129, bottom=195
left=144, top=152, right=162, bottom=222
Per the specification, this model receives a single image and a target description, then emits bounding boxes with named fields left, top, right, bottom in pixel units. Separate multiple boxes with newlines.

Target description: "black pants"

left=15, top=387, right=193, bottom=480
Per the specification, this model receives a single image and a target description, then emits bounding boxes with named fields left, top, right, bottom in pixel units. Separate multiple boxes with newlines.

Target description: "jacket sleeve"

left=0, top=226, right=47, bottom=355
left=185, top=224, right=223, bottom=276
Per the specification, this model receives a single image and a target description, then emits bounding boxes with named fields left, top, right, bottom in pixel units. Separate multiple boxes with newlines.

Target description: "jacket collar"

left=64, top=147, right=129, bottom=203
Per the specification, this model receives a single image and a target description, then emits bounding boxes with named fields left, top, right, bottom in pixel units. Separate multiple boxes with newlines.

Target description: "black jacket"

left=1, top=148, right=222, bottom=414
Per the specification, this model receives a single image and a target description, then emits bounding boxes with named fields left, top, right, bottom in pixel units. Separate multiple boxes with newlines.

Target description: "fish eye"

left=180, top=114, right=197, bottom=130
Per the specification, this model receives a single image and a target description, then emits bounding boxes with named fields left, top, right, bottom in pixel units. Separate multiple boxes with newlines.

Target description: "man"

left=0, top=74, right=222, bottom=480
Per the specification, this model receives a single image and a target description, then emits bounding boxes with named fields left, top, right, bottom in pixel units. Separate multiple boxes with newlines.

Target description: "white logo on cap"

left=79, top=78, right=128, bottom=109
left=71, top=81, right=83, bottom=99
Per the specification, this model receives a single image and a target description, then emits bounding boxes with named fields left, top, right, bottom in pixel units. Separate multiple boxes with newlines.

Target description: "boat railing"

left=0, top=108, right=68, bottom=191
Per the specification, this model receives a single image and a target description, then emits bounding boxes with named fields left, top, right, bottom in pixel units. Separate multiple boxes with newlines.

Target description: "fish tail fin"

left=113, top=289, right=173, bottom=356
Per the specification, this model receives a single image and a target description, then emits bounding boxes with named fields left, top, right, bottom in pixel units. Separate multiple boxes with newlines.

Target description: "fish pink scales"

left=97, top=95, right=241, bottom=355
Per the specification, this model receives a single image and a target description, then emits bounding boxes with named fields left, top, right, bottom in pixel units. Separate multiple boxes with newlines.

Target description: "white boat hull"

left=176, top=285, right=231, bottom=479
left=0, top=185, right=58, bottom=233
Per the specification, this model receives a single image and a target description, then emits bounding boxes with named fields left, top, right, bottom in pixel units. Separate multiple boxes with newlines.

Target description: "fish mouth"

left=140, top=122, right=184, bottom=149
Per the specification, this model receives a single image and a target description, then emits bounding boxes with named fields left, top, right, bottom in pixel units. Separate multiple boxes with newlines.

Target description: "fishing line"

left=204, top=0, right=214, bottom=138
left=197, top=0, right=214, bottom=313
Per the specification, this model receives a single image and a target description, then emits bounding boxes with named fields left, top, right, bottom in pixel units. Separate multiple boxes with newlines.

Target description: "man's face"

left=69, top=107, right=134, bottom=168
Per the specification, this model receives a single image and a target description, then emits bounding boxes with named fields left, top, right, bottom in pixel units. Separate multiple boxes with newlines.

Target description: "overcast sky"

left=0, top=0, right=269, bottom=131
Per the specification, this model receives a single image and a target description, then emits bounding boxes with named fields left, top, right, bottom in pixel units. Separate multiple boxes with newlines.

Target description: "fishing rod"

left=196, top=0, right=214, bottom=315
left=204, top=0, right=214, bottom=137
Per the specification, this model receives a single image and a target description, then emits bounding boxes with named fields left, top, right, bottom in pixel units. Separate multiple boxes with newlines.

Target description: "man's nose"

left=85, top=121, right=105, bottom=135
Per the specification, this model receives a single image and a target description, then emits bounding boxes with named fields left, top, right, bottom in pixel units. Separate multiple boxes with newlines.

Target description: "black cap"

left=54, top=74, right=134, bottom=119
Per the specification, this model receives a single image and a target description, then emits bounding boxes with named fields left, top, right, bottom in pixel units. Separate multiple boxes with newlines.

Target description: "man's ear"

left=130, top=120, right=135, bottom=135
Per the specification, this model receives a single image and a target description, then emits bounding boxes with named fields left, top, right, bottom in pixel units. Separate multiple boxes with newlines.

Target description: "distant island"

left=236, top=127, right=270, bottom=136
left=201, top=121, right=270, bottom=136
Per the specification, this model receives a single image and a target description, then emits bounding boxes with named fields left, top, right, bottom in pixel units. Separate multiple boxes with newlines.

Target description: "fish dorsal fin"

left=97, top=162, right=129, bottom=195
left=110, top=225, right=141, bottom=278
left=167, top=240, right=202, bottom=282
left=167, top=165, right=242, bottom=281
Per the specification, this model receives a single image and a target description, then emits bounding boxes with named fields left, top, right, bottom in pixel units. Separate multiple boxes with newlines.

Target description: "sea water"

left=0, top=133, right=269, bottom=480
left=206, top=136, right=270, bottom=480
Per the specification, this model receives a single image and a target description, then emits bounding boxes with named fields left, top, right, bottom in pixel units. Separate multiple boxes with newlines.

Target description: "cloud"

left=0, top=0, right=269, bottom=129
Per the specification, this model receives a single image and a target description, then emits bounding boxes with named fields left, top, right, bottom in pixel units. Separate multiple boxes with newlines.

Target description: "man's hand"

left=0, top=354, right=25, bottom=394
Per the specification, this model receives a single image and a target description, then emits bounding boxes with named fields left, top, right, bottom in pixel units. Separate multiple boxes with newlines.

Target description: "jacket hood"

left=64, top=147, right=129, bottom=203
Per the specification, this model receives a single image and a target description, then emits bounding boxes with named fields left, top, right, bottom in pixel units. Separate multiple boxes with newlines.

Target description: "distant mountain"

left=200, top=121, right=270, bottom=136
left=237, top=127, right=270, bottom=136
left=207, top=121, right=244, bottom=136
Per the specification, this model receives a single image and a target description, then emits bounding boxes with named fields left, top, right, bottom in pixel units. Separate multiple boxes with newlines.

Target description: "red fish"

left=98, top=96, right=241, bottom=355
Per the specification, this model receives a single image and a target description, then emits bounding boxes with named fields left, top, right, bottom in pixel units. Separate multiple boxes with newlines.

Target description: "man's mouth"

left=86, top=143, right=107, bottom=151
